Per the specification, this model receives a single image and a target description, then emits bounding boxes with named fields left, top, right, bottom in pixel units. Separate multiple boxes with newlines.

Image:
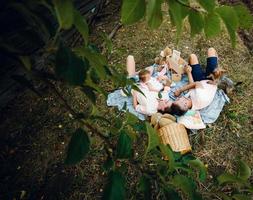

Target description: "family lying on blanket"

left=107, top=47, right=231, bottom=152
left=127, top=47, right=224, bottom=117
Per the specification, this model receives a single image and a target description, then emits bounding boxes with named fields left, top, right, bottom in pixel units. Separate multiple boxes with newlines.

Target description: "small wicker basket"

left=158, top=123, right=191, bottom=154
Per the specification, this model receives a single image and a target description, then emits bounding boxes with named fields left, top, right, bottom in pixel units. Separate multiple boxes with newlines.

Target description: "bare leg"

left=188, top=53, right=205, bottom=81
left=189, top=54, right=199, bottom=65
left=207, top=47, right=217, bottom=58
left=206, top=48, right=218, bottom=76
left=126, top=55, right=136, bottom=77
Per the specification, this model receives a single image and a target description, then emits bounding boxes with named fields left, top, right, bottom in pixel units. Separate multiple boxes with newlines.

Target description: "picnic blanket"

left=107, top=74, right=230, bottom=124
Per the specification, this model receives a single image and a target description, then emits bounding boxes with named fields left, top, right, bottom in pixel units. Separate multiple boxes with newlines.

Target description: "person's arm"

left=132, top=91, right=138, bottom=109
left=146, top=82, right=161, bottom=92
left=184, top=65, right=194, bottom=83
left=174, top=82, right=197, bottom=97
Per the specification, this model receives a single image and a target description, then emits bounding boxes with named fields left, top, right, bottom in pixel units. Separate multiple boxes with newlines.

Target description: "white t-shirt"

left=134, top=84, right=159, bottom=115
left=140, top=77, right=163, bottom=91
left=189, top=80, right=217, bottom=110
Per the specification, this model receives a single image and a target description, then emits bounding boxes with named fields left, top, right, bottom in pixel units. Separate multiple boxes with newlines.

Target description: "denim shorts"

left=190, top=57, right=218, bottom=81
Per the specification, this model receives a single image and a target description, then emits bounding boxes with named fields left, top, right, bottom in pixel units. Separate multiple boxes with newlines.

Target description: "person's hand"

left=184, top=65, right=192, bottom=74
left=195, top=81, right=204, bottom=88
left=174, top=89, right=181, bottom=97
left=157, top=76, right=163, bottom=81
left=207, top=80, right=216, bottom=85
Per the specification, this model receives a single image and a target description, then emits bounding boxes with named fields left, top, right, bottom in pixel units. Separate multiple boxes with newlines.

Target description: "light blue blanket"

left=107, top=74, right=230, bottom=124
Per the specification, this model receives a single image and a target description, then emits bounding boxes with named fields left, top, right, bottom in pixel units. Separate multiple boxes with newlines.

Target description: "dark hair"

left=158, top=106, right=171, bottom=114
left=170, top=103, right=187, bottom=116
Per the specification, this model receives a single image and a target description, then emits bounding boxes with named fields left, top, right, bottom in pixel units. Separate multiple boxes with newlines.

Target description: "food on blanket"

left=160, top=47, right=172, bottom=58
left=154, top=57, right=167, bottom=73
left=150, top=113, right=191, bottom=154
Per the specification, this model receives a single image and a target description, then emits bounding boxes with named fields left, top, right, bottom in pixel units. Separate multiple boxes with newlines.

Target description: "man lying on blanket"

left=129, top=47, right=219, bottom=116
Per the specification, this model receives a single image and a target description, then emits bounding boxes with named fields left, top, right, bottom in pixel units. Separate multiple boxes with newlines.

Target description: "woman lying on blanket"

left=161, top=47, right=219, bottom=116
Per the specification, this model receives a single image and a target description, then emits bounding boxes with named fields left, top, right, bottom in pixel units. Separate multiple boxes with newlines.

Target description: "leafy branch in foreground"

left=121, top=0, right=253, bottom=46
left=1, top=0, right=253, bottom=199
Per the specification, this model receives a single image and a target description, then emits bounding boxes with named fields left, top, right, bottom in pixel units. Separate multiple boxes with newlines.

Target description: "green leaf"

left=74, top=47, right=107, bottom=79
left=181, top=154, right=196, bottom=164
left=126, top=111, right=139, bottom=126
left=55, top=45, right=89, bottom=85
left=145, top=122, right=160, bottom=154
left=196, top=0, right=215, bottom=12
left=170, top=175, right=199, bottom=200
left=53, top=0, right=74, bottom=29
left=146, top=0, right=163, bottom=29
left=216, top=6, right=239, bottom=47
left=204, top=12, right=221, bottom=38
left=217, top=172, right=243, bottom=185
left=158, top=91, right=162, bottom=99
left=175, top=163, right=194, bottom=174
left=168, top=0, right=189, bottom=41
left=100, top=33, right=113, bottom=54
left=132, top=122, right=146, bottom=132
left=188, top=158, right=207, bottom=182
left=121, top=0, right=146, bottom=25
left=138, top=175, right=151, bottom=200
left=82, top=85, right=97, bottom=104
left=163, top=187, right=182, bottom=200
left=159, top=144, right=175, bottom=172
left=131, top=84, right=146, bottom=98
left=188, top=10, right=204, bottom=37
left=233, top=4, right=253, bottom=30
left=102, top=170, right=125, bottom=200
left=237, top=160, right=251, bottom=181
left=90, top=68, right=100, bottom=84
left=116, top=130, right=133, bottom=159
left=73, top=10, right=89, bottom=45
left=65, top=128, right=90, bottom=165
left=232, top=194, right=251, bottom=200
left=19, top=56, right=32, bottom=70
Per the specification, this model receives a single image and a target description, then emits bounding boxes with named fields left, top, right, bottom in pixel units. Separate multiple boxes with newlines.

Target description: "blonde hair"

left=139, top=69, right=150, bottom=82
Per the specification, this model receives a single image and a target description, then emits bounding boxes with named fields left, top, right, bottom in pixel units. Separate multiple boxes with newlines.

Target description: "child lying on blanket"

left=160, top=48, right=219, bottom=116
left=138, top=69, right=171, bottom=91
left=132, top=69, right=171, bottom=115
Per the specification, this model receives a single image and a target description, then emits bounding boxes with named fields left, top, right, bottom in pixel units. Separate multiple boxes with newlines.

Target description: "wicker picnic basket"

left=151, top=113, right=191, bottom=154
left=158, top=123, right=191, bottom=154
